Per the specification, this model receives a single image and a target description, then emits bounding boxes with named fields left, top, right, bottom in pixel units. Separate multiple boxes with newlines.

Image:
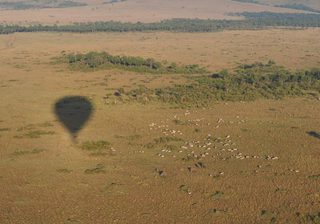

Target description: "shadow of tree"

left=307, top=131, right=320, bottom=140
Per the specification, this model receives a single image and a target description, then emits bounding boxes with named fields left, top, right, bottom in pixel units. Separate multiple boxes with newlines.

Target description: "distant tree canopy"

left=275, top=4, right=320, bottom=14
left=231, top=0, right=320, bottom=13
left=118, top=62, right=320, bottom=106
left=61, top=51, right=208, bottom=74
left=0, top=0, right=87, bottom=10
left=0, top=12, right=320, bottom=34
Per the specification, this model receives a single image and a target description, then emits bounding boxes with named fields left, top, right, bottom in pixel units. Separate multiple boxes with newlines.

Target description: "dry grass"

left=0, top=30, right=319, bottom=223
left=0, top=0, right=305, bottom=25
left=1, top=29, right=320, bottom=72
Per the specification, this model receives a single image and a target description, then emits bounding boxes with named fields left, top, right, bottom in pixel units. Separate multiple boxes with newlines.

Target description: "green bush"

left=62, top=51, right=208, bottom=74
left=123, top=62, right=320, bottom=107
left=80, top=140, right=111, bottom=151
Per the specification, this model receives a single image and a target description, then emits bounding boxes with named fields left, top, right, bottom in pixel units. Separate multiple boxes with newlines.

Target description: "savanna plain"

left=0, top=4, right=320, bottom=224
left=0, top=28, right=319, bottom=223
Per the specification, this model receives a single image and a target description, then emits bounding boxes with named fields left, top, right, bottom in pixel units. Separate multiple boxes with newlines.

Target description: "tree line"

left=62, top=51, right=208, bottom=74
left=0, top=12, right=320, bottom=34
left=0, top=0, right=86, bottom=10
left=122, top=61, right=320, bottom=107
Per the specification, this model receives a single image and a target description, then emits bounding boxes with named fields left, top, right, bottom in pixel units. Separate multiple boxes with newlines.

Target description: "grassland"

left=1, top=30, right=319, bottom=71
left=0, top=0, right=306, bottom=25
left=0, top=30, right=319, bottom=223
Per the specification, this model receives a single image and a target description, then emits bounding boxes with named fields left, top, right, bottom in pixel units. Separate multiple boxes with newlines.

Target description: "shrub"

left=62, top=51, right=208, bottom=74
left=123, top=62, right=320, bottom=107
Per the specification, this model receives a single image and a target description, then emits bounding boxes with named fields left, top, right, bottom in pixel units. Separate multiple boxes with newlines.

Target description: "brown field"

left=0, top=29, right=320, bottom=223
left=0, top=29, right=319, bottom=71
left=0, top=0, right=307, bottom=25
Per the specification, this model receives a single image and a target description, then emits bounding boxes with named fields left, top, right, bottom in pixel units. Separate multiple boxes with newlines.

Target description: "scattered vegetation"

left=210, top=191, right=224, bottom=199
left=17, top=124, right=36, bottom=132
left=0, top=0, right=86, bottom=10
left=297, top=212, right=320, bottom=224
left=60, top=51, right=207, bottom=74
left=145, top=136, right=184, bottom=149
left=242, top=12, right=320, bottom=27
left=13, top=148, right=45, bottom=156
left=1, top=12, right=320, bottom=34
left=231, top=0, right=261, bottom=4
left=179, top=184, right=191, bottom=194
left=84, top=164, right=106, bottom=174
left=308, top=174, right=320, bottom=180
left=275, top=3, right=320, bottom=13
left=14, top=127, right=55, bottom=139
left=24, top=130, right=55, bottom=138
left=80, top=140, right=111, bottom=151
left=195, top=161, right=206, bottom=169
left=114, top=134, right=141, bottom=141
left=37, top=121, right=54, bottom=128
left=103, top=0, right=126, bottom=4
left=117, top=61, right=320, bottom=107
left=153, top=136, right=184, bottom=144
left=260, top=209, right=277, bottom=223
left=232, top=0, right=320, bottom=13
left=80, top=140, right=113, bottom=156
left=17, top=122, right=54, bottom=131
left=173, top=119, right=193, bottom=125
left=56, top=168, right=73, bottom=173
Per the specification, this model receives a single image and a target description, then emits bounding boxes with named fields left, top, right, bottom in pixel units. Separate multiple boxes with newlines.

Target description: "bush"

left=123, top=62, right=320, bottom=107
left=62, top=51, right=208, bottom=74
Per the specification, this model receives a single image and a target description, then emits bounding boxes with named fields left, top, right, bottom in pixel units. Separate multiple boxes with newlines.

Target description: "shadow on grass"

left=307, top=131, right=320, bottom=140
left=54, top=96, right=93, bottom=142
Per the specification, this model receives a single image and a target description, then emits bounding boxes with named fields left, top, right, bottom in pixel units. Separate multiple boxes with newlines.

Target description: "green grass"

left=173, top=119, right=192, bottom=125
left=145, top=136, right=184, bottom=149
left=210, top=191, right=224, bottom=199
left=24, top=130, right=55, bottom=138
left=56, top=168, right=73, bottom=173
left=299, top=212, right=320, bottom=224
left=114, top=134, right=142, bottom=141
left=80, top=140, right=111, bottom=151
left=17, top=124, right=35, bottom=132
left=153, top=136, right=184, bottom=144
left=37, top=121, right=54, bottom=128
left=80, top=140, right=113, bottom=156
left=179, top=185, right=191, bottom=194
left=84, top=164, right=106, bottom=174
left=17, top=122, right=53, bottom=132
left=308, top=174, right=320, bottom=180
left=13, top=148, right=45, bottom=156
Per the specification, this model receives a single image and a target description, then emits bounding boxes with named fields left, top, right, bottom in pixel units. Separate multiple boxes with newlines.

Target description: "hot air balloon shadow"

left=54, top=96, right=93, bottom=142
